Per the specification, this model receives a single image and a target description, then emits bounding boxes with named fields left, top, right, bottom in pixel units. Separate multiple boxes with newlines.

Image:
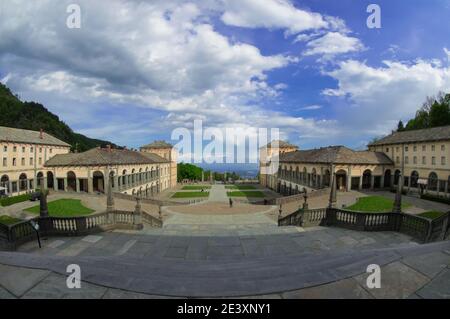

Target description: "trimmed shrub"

left=0, top=193, right=31, bottom=207
left=420, top=193, right=450, bottom=205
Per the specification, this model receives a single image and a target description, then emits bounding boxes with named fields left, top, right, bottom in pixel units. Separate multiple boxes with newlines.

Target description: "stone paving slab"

left=354, top=261, right=430, bottom=299
left=0, top=264, right=50, bottom=297
left=416, top=268, right=450, bottom=299
left=281, top=278, right=373, bottom=299
left=22, top=273, right=107, bottom=299
left=402, top=251, right=450, bottom=278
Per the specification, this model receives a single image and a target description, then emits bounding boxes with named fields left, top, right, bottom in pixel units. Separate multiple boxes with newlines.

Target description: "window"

left=405, top=146, right=409, bottom=152
left=38, top=157, right=42, bottom=165
left=21, top=158, right=25, bottom=166
left=422, top=145, right=426, bottom=151
left=30, top=147, right=33, bottom=152
left=405, top=156, right=409, bottom=164
left=413, top=156, right=417, bottom=164
left=29, top=157, right=33, bottom=165
left=432, top=145, right=435, bottom=151
left=49, top=148, right=52, bottom=154
left=432, top=156, right=436, bottom=165
left=2, top=158, right=6, bottom=166
left=386, top=147, right=389, bottom=152
left=39, top=148, right=42, bottom=153
left=13, top=146, right=17, bottom=152
left=441, top=157, right=446, bottom=165
left=22, top=147, right=25, bottom=152
left=441, top=145, right=445, bottom=151
left=396, top=156, right=400, bottom=164
left=413, top=145, right=417, bottom=152
left=3, top=146, right=7, bottom=152
left=12, top=158, right=16, bottom=166
left=396, top=147, right=399, bottom=152
left=422, top=156, right=426, bottom=165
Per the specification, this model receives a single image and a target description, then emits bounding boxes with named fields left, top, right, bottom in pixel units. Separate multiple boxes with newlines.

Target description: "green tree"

left=397, top=120, right=404, bottom=131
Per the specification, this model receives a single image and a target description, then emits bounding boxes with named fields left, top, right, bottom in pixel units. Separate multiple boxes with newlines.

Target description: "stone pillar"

left=370, top=175, right=375, bottom=190
left=133, top=198, right=142, bottom=227
left=43, top=177, right=48, bottom=190
left=63, top=178, right=68, bottom=191
left=358, top=175, right=363, bottom=190
left=113, top=176, right=118, bottom=192
left=39, top=183, right=49, bottom=217
left=445, top=181, right=448, bottom=198
left=328, top=173, right=337, bottom=208
left=437, top=180, right=441, bottom=197
left=53, top=176, right=58, bottom=191
left=88, top=177, right=94, bottom=193
left=8, top=181, right=12, bottom=195
left=392, top=173, right=403, bottom=213
left=106, top=174, right=114, bottom=212
left=76, top=179, right=80, bottom=193
left=380, top=174, right=384, bottom=189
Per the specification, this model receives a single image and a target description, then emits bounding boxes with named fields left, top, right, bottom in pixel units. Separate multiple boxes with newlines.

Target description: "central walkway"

left=207, top=184, right=228, bottom=202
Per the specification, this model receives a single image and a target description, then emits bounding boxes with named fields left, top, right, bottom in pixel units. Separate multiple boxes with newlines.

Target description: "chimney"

left=39, top=128, right=44, bottom=139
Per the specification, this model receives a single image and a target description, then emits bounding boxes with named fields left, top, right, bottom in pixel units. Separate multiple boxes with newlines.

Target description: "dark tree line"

left=0, top=83, right=120, bottom=152
left=397, top=92, right=450, bottom=132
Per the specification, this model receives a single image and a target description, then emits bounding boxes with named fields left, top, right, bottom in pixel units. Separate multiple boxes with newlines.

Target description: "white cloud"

left=299, top=105, right=322, bottom=110
left=323, top=58, right=450, bottom=136
left=0, top=0, right=335, bottom=145
left=303, top=32, right=365, bottom=60
left=219, top=0, right=327, bottom=35
left=445, top=47, right=450, bottom=62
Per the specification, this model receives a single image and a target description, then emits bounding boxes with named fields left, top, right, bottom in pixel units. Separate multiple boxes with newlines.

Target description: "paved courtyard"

left=1, top=205, right=449, bottom=299
left=1, top=188, right=449, bottom=299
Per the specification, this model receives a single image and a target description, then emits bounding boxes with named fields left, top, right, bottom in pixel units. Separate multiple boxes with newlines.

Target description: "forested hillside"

left=0, top=83, right=119, bottom=152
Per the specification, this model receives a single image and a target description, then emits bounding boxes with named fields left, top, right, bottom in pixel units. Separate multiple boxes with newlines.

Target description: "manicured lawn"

left=172, top=192, right=209, bottom=198
left=227, top=191, right=265, bottom=198
left=181, top=186, right=211, bottom=190
left=25, top=199, right=95, bottom=217
left=418, top=211, right=446, bottom=220
left=225, top=185, right=256, bottom=190
left=346, top=196, right=411, bottom=213
left=0, top=215, right=22, bottom=225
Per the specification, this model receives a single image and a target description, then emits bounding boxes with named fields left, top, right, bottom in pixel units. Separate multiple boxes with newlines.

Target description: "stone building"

left=259, top=140, right=298, bottom=190
left=44, top=146, right=171, bottom=197
left=368, top=125, right=450, bottom=195
left=140, top=140, right=177, bottom=188
left=0, top=126, right=177, bottom=197
left=274, top=145, right=393, bottom=195
left=0, top=126, right=71, bottom=195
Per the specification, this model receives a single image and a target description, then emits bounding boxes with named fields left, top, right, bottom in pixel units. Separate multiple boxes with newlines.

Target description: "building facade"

left=273, top=146, right=394, bottom=195
left=0, top=127, right=71, bottom=195
left=140, top=141, right=178, bottom=188
left=259, top=140, right=298, bottom=190
left=0, top=126, right=177, bottom=197
left=368, top=125, right=450, bottom=195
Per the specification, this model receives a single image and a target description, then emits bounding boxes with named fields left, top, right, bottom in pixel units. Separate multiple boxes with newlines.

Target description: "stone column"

left=43, top=177, right=48, bottom=190
left=392, top=173, right=403, bottom=213
left=380, top=174, right=384, bottom=189
left=106, top=174, right=114, bottom=212
left=328, top=173, right=337, bottom=208
left=88, top=177, right=94, bottom=193
left=76, top=179, right=80, bottom=193
left=347, top=166, right=352, bottom=192
left=53, top=176, right=58, bottom=191
left=63, top=178, right=68, bottom=191
left=370, top=175, right=375, bottom=190
left=113, top=176, right=118, bottom=192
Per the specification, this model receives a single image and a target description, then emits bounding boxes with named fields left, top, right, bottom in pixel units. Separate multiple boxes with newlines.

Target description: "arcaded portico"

left=265, top=145, right=394, bottom=195
left=43, top=147, right=172, bottom=197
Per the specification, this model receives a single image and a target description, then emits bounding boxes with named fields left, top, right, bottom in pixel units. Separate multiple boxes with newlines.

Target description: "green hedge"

left=389, top=188, right=407, bottom=195
left=420, top=193, right=450, bottom=205
left=0, top=193, right=31, bottom=207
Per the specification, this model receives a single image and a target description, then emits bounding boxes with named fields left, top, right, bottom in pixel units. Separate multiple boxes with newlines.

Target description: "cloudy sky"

left=1, top=0, right=450, bottom=159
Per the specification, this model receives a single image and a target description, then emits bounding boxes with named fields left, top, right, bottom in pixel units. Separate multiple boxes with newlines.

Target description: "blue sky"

left=0, top=0, right=449, bottom=162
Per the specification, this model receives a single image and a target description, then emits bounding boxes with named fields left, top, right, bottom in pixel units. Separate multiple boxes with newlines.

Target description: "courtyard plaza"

left=0, top=185, right=449, bottom=298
